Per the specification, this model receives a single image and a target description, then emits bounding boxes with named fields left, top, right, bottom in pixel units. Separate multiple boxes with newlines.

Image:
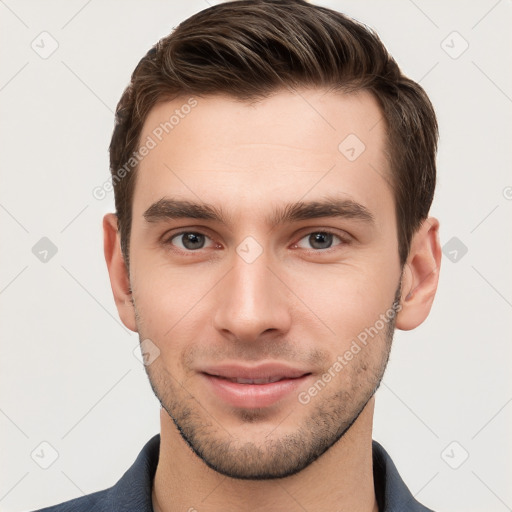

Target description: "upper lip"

left=201, top=362, right=311, bottom=380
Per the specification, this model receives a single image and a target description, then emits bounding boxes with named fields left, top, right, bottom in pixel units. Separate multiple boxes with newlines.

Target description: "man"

left=34, top=0, right=441, bottom=510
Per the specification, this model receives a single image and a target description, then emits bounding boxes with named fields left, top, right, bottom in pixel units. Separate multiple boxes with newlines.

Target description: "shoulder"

left=29, top=488, right=111, bottom=512
left=28, top=434, right=160, bottom=512
left=372, top=440, right=437, bottom=512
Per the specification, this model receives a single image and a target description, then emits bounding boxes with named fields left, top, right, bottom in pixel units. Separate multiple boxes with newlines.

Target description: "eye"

left=166, top=231, right=216, bottom=251
left=294, top=231, right=348, bottom=251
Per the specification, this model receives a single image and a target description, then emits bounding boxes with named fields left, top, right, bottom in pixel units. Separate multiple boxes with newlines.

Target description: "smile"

left=199, top=363, right=312, bottom=408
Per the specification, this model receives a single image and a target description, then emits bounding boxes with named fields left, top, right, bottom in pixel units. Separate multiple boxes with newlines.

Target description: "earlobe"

left=395, top=217, right=442, bottom=331
left=103, top=213, right=138, bottom=332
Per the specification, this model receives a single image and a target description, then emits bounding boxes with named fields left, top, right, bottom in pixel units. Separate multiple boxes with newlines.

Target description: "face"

left=127, top=88, right=403, bottom=479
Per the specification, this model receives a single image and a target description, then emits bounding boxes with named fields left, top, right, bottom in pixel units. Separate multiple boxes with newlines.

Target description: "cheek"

left=130, top=255, right=220, bottom=353
left=286, top=258, right=399, bottom=344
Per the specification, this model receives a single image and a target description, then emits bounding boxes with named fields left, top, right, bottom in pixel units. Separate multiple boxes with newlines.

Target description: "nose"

left=212, top=246, right=292, bottom=343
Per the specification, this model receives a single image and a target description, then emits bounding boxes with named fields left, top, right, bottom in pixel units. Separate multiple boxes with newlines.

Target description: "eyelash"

left=162, top=229, right=351, bottom=255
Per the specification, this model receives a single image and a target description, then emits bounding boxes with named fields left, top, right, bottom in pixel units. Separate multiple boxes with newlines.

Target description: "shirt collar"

left=109, top=435, right=434, bottom=511
left=372, top=439, right=435, bottom=511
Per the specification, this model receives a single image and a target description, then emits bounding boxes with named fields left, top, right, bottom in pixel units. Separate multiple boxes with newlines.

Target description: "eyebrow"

left=143, top=196, right=375, bottom=228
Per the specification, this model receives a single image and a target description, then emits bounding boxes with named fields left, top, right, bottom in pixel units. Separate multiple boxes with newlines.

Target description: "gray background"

left=1, top=1, right=511, bottom=511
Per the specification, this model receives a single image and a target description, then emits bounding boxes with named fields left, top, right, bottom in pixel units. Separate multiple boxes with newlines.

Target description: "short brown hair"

left=109, top=0, right=438, bottom=269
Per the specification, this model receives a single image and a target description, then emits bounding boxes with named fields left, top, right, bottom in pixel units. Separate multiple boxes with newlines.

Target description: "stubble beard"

left=136, top=281, right=402, bottom=480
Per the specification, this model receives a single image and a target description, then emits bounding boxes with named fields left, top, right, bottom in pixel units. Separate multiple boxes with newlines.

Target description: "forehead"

left=132, top=88, right=392, bottom=227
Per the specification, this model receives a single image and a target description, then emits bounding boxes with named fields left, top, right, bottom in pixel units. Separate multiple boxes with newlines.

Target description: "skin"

left=104, top=88, right=441, bottom=512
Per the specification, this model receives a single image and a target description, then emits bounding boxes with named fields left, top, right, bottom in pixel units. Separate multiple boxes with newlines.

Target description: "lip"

left=200, top=362, right=312, bottom=409
left=202, top=362, right=310, bottom=380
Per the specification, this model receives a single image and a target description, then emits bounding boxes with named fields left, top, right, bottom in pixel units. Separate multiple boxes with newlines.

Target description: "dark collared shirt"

left=31, top=435, right=435, bottom=511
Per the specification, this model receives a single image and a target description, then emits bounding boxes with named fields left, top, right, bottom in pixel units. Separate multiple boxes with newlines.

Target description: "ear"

left=395, top=217, right=442, bottom=331
left=103, top=213, right=138, bottom=332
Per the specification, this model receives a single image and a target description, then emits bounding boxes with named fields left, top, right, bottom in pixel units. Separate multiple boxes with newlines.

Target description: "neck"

left=152, top=398, right=378, bottom=512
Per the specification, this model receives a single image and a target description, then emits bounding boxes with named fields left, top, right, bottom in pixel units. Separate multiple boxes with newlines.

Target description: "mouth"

left=207, top=375, right=295, bottom=384
left=199, top=363, right=312, bottom=409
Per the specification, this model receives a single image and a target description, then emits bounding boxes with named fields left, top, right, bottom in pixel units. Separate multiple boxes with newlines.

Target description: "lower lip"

left=202, top=373, right=311, bottom=409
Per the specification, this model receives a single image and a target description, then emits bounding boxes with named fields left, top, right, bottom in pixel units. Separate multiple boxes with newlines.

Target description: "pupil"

left=310, top=232, right=332, bottom=250
left=183, top=233, right=204, bottom=250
